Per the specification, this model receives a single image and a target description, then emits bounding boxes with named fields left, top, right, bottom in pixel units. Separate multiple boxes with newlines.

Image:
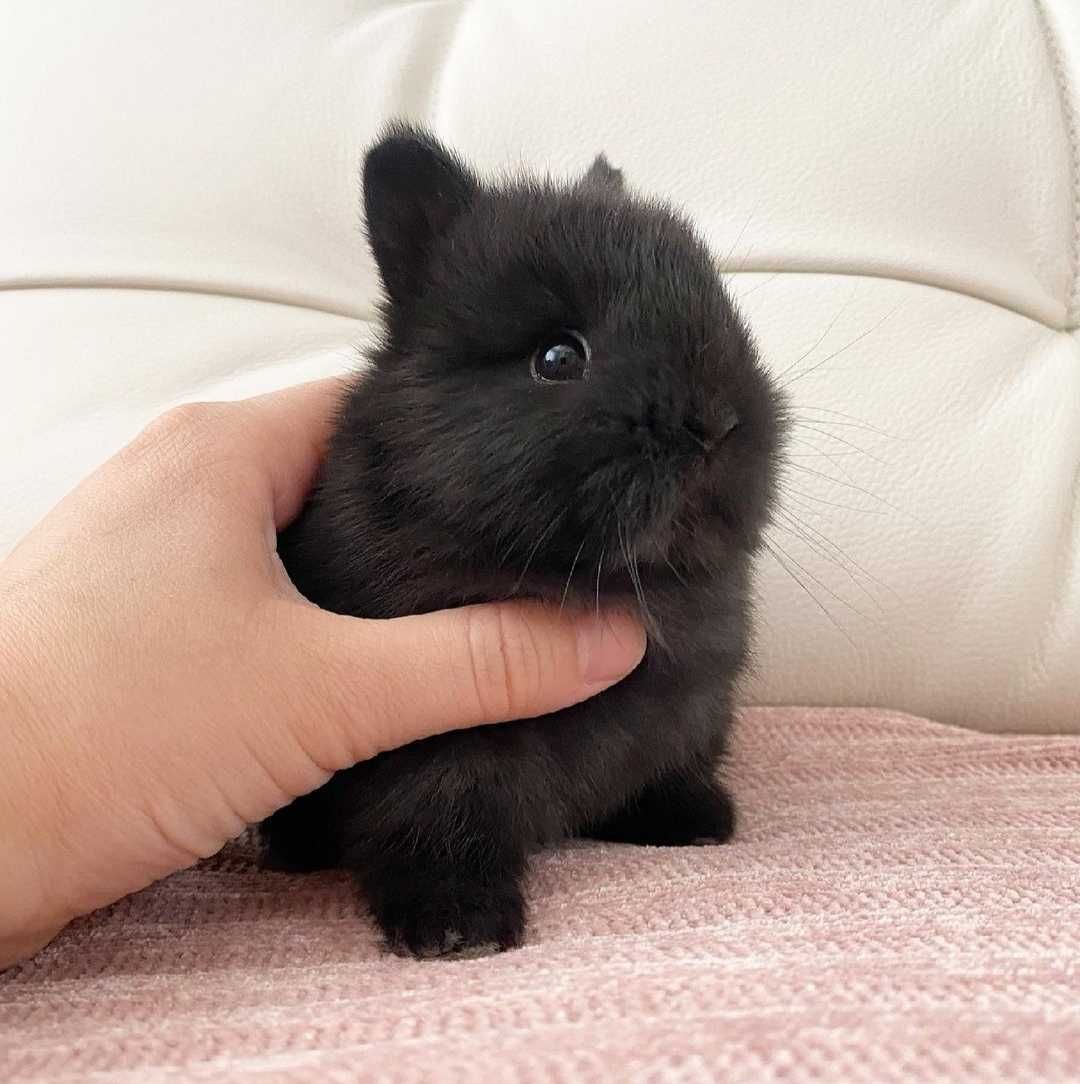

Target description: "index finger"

left=233, top=376, right=352, bottom=528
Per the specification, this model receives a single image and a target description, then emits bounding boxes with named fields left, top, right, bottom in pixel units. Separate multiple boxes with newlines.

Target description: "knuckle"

left=464, top=606, right=543, bottom=722
left=126, top=403, right=219, bottom=469
left=143, top=401, right=223, bottom=447
left=124, top=402, right=242, bottom=493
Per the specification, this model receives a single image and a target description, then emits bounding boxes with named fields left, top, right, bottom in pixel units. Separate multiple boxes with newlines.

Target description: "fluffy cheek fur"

left=363, top=364, right=768, bottom=588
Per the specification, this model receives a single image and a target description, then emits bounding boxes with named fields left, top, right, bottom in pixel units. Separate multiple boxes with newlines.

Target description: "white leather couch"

left=4, top=5, right=1080, bottom=1081
left=3, top=1, right=1077, bottom=734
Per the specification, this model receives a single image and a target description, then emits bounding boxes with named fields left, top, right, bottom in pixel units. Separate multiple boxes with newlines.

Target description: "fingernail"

left=577, top=613, right=647, bottom=685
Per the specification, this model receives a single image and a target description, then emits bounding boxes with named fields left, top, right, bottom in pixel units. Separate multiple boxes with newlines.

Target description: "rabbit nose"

left=715, top=404, right=740, bottom=442
left=685, top=406, right=739, bottom=452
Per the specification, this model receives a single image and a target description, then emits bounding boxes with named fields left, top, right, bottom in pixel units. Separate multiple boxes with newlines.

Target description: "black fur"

left=262, top=122, right=786, bottom=957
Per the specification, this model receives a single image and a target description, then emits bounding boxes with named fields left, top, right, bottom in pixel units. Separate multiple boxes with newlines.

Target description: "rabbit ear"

left=578, top=153, right=625, bottom=193
left=363, top=122, right=479, bottom=308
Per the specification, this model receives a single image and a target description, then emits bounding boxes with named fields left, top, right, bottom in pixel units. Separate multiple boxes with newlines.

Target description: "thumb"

left=275, top=599, right=647, bottom=769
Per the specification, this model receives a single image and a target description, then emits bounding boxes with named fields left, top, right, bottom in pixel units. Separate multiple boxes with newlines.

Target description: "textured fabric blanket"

left=3, top=707, right=1079, bottom=1083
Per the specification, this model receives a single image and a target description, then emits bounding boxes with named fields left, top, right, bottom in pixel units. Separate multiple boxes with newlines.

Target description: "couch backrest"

left=2, top=0, right=1077, bottom=731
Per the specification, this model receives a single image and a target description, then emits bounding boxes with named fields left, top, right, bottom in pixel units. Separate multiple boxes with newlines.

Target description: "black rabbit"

left=261, top=123, right=786, bottom=957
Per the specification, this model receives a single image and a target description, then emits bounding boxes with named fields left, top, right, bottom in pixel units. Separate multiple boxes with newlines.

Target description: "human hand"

left=0, top=380, right=645, bottom=968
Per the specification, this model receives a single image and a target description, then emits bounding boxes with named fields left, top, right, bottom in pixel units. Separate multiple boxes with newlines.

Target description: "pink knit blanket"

left=4, top=708, right=1079, bottom=1082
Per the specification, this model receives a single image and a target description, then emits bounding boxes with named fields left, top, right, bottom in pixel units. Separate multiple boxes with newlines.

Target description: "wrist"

left=0, top=909, right=65, bottom=971
left=0, top=605, right=75, bottom=967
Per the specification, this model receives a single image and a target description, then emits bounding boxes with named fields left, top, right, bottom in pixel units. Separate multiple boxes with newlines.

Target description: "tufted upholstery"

left=2, top=1, right=1078, bottom=732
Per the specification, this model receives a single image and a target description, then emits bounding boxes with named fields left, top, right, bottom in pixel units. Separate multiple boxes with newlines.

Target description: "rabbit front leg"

left=359, top=848, right=527, bottom=958
left=354, top=822, right=528, bottom=958
left=341, top=746, right=532, bottom=957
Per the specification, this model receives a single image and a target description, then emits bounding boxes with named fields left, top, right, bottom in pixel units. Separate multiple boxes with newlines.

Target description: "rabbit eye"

left=531, top=332, right=590, bottom=383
